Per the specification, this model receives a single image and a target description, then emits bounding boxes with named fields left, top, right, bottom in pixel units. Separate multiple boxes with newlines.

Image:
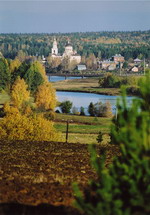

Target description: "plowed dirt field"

left=0, top=140, right=120, bottom=215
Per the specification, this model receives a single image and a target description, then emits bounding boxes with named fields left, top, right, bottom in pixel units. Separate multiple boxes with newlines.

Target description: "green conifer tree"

left=73, top=72, right=150, bottom=215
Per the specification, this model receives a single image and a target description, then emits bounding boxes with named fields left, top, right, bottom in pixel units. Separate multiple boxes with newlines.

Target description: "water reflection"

left=56, top=91, right=134, bottom=115
left=48, top=76, right=82, bottom=82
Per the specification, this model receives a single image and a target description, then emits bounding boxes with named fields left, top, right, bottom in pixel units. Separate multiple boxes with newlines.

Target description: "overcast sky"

left=0, top=1, right=150, bottom=33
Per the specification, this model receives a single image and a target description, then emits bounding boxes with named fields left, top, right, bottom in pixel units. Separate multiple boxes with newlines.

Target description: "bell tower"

left=51, top=37, right=58, bottom=55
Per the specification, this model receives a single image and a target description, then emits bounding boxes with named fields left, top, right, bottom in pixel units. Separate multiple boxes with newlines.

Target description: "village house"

left=134, top=58, right=142, bottom=65
left=108, top=64, right=116, bottom=71
left=98, top=54, right=125, bottom=71
left=99, top=60, right=116, bottom=70
left=130, top=66, right=139, bottom=72
left=112, top=54, right=125, bottom=63
left=77, top=64, right=87, bottom=71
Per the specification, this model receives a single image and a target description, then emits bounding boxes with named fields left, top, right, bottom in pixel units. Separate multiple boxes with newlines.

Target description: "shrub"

left=99, top=73, right=141, bottom=91
left=88, top=101, right=113, bottom=117
left=94, top=101, right=113, bottom=117
left=80, top=106, right=85, bottom=116
left=99, top=73, right=121, bottom=88
left=73, top=73, right=150, bottom=215
left=72, top=106, right=79, bottom=115
left=0, top=107, right=61, bottom=142
left=96, top=131, right=103, bottom=143
left=88, top=102, right=95, bottom=116
left=59, top=100, right=72, bottom=114
left=43, top=110, right=55, bottom=120
left=126, top=86, right=140, bottom=96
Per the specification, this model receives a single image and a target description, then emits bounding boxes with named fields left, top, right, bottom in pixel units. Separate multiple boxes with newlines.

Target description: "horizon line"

left=0, top=29, right=150, bottom=34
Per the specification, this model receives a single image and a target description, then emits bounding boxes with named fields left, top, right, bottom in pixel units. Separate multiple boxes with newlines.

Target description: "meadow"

left=54, top=113, right=112, bottom=144
left=52, top=77, right=121, bottom=95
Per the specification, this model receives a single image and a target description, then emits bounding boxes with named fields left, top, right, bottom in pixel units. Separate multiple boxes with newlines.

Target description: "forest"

left=0, top=30, right=150, bottom=60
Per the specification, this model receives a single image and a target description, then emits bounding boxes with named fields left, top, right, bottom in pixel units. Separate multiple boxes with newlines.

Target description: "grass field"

left=52, top=77, right=120, bottom=95
left=55, top=123, right=109, bottom=134
left=55, top=113, right=111, bottom=125
left=54, top=113, right=112, bottom=144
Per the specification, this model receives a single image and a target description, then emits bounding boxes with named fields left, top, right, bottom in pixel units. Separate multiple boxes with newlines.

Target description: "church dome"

left=65, top=41, right=73, bottom=47
left=65, top=44, right=73, bottom=47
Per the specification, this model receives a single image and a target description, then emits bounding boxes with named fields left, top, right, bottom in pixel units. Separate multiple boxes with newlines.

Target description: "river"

left=49, top=76, right=134, bottom=114
left=56, top=91, right=134, bottom=114
left=48, top=76, right=82, bottom=82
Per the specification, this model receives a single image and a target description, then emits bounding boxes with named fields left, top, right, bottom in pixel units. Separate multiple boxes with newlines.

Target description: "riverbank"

left=52, top=77, right=121, bottom=96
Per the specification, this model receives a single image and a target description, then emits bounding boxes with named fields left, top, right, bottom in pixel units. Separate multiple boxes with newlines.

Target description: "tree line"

left=0, top=31, right=150, bottom=60
left=0, top=56, right=46, bottom=92
left=57, top=100, right=113, bottom=118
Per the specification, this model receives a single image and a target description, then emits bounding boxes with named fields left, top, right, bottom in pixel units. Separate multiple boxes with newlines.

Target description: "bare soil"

left=0, top=140, right=120, bottom=215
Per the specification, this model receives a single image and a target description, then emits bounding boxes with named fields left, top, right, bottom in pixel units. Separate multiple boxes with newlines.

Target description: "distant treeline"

left=0, top=31, right=150, bottom=60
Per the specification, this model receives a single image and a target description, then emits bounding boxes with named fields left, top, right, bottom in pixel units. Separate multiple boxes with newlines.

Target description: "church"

left=51, top=38, right=81, bottom=64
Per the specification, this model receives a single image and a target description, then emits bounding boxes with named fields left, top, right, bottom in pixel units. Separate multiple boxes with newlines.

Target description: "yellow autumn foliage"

left=3, top=102, right=20, bottom=115
left=95, top=37, right=121, bottom=44
left=23, top=105, right=32, bottom=116
left=9, top=58, right=21, bottom=73
left=11, top=77, right=30, bottom=109
left=35, top=82, right=56, bottom=111
left=0, top=110, right=61, bottom=142
left=32, top=61, right=48, bottom=82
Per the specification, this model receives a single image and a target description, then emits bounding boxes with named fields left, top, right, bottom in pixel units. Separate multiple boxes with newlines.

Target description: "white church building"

left=51, top=37, right=81, bottom=64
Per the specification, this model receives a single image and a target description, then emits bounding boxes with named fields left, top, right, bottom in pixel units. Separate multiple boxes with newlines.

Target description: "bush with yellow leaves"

left=0, top=105, right=61, bottom=142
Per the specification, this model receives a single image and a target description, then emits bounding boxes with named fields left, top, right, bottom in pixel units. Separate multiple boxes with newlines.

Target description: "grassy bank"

left=54, top=113, right=112, bottom=144
left=52, top=77, right=121, bottom=95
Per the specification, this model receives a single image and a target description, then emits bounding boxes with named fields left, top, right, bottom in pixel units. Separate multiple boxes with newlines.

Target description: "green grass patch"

left=0, top=91, right=10, bottom=107
left=55, top=113, right=112, bottom=125
left=54, top=113, right=111, bottom=143
left=55, top=132, right=111, bottom=144
left=59, top=133, right=98, bottom=144
left=54, top=123, right=110, bottom=134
